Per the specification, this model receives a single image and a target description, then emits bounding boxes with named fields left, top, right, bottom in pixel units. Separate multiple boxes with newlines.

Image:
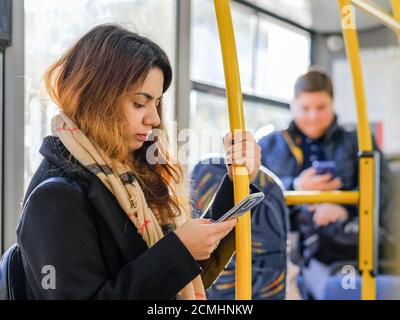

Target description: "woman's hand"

left=223, top=131, right=261, bottom=182
left=174, top=218, right=237, bottom=261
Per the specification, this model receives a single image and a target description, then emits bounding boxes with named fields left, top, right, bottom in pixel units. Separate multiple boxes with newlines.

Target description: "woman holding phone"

left=16, top=24, right=261, bottom=300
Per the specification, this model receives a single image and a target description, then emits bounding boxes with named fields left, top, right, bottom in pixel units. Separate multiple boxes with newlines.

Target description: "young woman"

left=17, top=24, right=261, bottom=300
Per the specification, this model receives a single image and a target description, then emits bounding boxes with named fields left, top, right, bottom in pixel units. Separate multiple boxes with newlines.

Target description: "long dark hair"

left=44, top=24, right=184, bottom=220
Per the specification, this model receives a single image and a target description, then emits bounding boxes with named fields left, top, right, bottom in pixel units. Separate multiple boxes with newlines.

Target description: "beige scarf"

left=51, top=112, right=206, bottom=300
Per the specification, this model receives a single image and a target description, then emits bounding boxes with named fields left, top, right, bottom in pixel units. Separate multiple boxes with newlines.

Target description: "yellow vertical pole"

left=338, top=0, right=376, bottom=300
left=338, top=0, right=372, bottom=151
left=359, top=155, right=376, bottom=299
left=391, top=0, right=400, bottom=41
left=214, top=0, right=252, bottom=300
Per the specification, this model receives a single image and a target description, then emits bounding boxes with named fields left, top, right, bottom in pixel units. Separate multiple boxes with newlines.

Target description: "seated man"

left=258, top=69, right=391, bottom=299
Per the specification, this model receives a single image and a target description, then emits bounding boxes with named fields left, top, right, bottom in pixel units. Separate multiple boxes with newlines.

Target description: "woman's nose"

left=144, top=104, right=161, bottom=127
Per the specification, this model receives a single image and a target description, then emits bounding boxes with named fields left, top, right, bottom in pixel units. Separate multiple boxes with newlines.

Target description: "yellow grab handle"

left=284, top=191, right=359, bottom=205
left=350, top=0, right=400, bottom=33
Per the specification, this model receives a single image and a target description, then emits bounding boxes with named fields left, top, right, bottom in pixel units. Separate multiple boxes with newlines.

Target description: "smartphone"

left=214, top=192, right=265, bottom=223
left=312, top=160, right=336, bottom=176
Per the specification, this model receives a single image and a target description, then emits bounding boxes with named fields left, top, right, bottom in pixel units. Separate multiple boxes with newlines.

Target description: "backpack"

left=191, top=158, right=289, bottom=299
left=0, top=177, right=82, bottom=300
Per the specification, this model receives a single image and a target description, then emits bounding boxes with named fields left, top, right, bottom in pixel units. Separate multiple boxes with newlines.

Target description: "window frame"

left=189, top=0, right=314, bottom=112
left=2, top=0, right=24, bottom=253
left=192, top=81, right=289, bottom=110
left=0, top=49, right=4, bottom=252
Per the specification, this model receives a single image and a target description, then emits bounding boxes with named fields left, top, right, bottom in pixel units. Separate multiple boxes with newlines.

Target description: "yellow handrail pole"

left=359, top=153, right=377, bottom=300
left=338, top=1, right=372, bottom=152
left=214, top=0, right=252, bottom=300
left=338, top=0, right=376, bottom=300
left=391, top=0, right=400, bottom=42
left=350, top=0, right=400, bottom=33
left=284, top=191, right=359, bottom=206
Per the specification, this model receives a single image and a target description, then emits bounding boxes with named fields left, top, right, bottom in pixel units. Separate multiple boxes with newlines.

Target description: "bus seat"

left=323, top=274, right=400, bottom=300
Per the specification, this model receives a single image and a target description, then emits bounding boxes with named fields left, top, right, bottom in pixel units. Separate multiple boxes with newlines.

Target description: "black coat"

left=17, top=136, right=259, bottom=300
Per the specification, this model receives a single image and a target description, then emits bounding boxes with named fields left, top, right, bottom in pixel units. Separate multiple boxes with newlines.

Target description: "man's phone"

left=312, top=161, right=336, bottom=176
left=214, top=192, right=265, bottom=223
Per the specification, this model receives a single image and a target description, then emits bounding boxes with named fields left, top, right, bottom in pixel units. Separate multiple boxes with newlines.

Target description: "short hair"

left=294, top=68, right=334, bottom=98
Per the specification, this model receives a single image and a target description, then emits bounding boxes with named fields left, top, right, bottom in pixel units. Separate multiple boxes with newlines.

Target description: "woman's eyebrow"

left=134, top=92, right=163, bottom=100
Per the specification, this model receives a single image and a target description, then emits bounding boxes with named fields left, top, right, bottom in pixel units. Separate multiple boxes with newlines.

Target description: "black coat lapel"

left=87, top=177, right=148, bottom=262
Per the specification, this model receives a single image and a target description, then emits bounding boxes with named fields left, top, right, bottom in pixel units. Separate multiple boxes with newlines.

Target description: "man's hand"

left=308, top=203, right=349, bottom=227
left=294, top=167, right=342, bottom=191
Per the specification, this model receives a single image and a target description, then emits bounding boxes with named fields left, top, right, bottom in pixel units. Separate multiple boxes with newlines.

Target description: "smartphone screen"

left=312, top=161, right=336, bottom=176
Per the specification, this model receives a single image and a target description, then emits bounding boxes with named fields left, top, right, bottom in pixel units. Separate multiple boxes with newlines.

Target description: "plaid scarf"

left=51, top=112, right=206, bottom=300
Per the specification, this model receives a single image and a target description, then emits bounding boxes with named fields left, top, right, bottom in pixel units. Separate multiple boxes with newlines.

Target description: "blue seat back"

left=191, top=158, right=289, bottom=300
left=323, top=275, right=400, bottom=300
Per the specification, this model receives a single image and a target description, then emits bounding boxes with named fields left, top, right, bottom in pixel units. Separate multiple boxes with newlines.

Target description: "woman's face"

left=122, top=68, right=163, bottom=151
left=292, top=91, right=335, bottom=140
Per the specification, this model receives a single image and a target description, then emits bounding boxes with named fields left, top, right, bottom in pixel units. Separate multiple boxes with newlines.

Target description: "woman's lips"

left=135, top=134, right=148, bottom=142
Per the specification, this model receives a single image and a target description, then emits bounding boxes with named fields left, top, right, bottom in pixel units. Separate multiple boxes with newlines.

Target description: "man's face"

left=292, top=91, right=335, bottom=140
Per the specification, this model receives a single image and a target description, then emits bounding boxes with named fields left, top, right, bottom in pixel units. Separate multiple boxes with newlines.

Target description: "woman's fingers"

left=207, top=219, right=237, bottom=238
left=224, top=130, right=261, bottom=180
left=196, top=218, right=214, bottom=225
left=223, top=131, right=252, bottom=147
left=225, top=144, right=259, bottom=160
left=175, top=218, right=237, bottom=261
left=224, top=131, right=258, bottom=156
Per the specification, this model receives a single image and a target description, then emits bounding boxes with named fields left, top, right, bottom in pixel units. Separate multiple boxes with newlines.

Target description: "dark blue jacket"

left=258, top=119, right=392, bottom=264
